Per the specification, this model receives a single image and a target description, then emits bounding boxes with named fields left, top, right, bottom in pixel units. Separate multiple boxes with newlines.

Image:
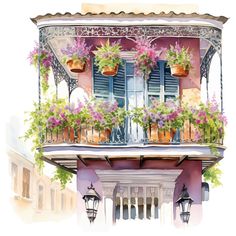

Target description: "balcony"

left=28, top=12, right=227, bottom=176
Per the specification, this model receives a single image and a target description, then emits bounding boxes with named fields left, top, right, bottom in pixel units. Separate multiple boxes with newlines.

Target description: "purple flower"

left=194, top=130, right=201, bottom=141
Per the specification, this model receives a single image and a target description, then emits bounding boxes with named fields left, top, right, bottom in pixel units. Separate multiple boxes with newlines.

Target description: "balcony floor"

left=41, top=143, right=225, bottom=174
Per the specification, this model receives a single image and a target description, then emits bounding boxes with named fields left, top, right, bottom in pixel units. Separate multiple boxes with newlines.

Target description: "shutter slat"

left=164, top=66, right=179, bottom=94
left=148, top=67, right=161, bottom=93
left=113, top=63, right=125, bottom=97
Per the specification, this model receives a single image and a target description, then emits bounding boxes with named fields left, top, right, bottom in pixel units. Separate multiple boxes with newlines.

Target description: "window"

left=93, top=60, right=179, bottom=107
left=115, top=186, right=159, bottom=221
left=61, top=193, right=66, bottom=211
left=50, top=189, right=55, bottom=211
left=22, top=168, right=30, bottom=198
left=148, top=61, right=179, bottom=103
left=93, top=60, right=126, bottom=108
left=11, top=163, right=18, bottom=193
left=38, top=185, right=44, bottom=210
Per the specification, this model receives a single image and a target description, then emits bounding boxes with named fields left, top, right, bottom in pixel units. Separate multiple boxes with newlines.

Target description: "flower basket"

left=170, top=64, right=189, bottom=77
left=101, top=64, right=119, bottom=76
left=165, top=42, right=192, bottom=79
left=66, top=59, right=86, bottom=73
left=94, top=39, right=122, bottom=77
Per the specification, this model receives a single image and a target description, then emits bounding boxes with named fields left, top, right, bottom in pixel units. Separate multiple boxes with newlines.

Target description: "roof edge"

left=30, top=11, right=229, bottom=25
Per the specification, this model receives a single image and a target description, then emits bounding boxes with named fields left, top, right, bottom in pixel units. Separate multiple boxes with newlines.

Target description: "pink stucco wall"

left=75, top=37, right=200, bottom=98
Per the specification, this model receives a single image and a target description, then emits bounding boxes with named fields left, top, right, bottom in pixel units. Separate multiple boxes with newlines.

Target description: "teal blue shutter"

left=112, top=62, right=126, bottom=108
left=163, top=62, right=179, bottom=101
left=93, top=60, right=126, bottom=108
left=147, top=65, right=161, bottom=103
left=147, top=61, right=179, bottom=102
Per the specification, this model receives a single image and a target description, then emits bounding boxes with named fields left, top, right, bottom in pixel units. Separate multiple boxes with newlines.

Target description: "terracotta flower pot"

left=170, top=64, right=189, bottom=77
left=66, top=59, right=86, bottom=73
left=77, top=127, right=111, bottom=144
left=101, top=65, right=118, bottom=76
left=63, top=127, right=75, bottom=143
left=147, top=123, right=176, bottom=143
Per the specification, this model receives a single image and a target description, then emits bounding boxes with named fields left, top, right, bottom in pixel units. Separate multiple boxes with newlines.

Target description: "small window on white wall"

left=38, top=185, right=44, bottom=210
left=11, top=163, right=18, bottom=193
left=61, top=193, right=66, bottom=211
left=22, top=168, right=30, bottom=198
left=50, top=188, right=56, bottom=211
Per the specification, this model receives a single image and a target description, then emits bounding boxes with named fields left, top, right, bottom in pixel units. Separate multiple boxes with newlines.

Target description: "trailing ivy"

left=203, top=164, right=222, bottom=187
left=24, top=96, right=73, bottom=188
left=52, top=167, right=73, bottom=190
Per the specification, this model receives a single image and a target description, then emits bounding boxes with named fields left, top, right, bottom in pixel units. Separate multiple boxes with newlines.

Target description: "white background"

left=1, top=0, right=236, bottom=235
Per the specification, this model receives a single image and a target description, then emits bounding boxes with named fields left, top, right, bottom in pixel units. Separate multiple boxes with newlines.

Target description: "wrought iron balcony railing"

left=43, top=118, right=224, bottom=146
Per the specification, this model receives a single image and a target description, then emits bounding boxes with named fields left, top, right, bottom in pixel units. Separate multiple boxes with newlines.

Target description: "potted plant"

left=94, top=39, right=122, bottom=76
left=29, top=43, right=52, bottom=93
left=61, top=37, right=92, bottom=73
left=189, top=98, right=227, bottom=143
left=132, top=98, right=186, bottom=143
left=134, top=38, right=160, bottom=79
left=85, top=99, right=126, bottom=143
left=165, top=41, right=192, bottom=77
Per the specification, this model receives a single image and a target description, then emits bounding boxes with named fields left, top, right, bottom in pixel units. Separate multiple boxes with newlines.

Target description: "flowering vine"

left=29, top=43, right=52, bottom=93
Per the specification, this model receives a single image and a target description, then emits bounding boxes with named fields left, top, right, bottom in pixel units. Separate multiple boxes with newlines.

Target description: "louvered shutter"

left=112, top=62, right=126, bottom=108
left=147, top=65, right=161, bottom=104
left=164, top=63, right=179, bottom=101
left=93, top=63, right=110, bottom=100
left=147, top=61, right=179, bottom=102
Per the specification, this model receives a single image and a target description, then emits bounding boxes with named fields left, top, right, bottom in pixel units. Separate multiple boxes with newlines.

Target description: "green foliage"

left=52, top=167, right=73, bottom=189
left=203, top=164, right=222, bottom=188
left=24, top=96, right=73, bottom=187
left=94, top=39, right=123, bottom=73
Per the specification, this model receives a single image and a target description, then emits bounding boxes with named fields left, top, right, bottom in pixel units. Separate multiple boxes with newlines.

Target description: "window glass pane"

left=135, top=75, right=144, bottom=91
left=164, top=95, right=176, bottom=102
left=127, top=76, right=134, bottom=91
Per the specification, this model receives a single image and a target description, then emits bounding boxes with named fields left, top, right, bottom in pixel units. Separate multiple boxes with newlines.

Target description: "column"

left=128, top=186, right=131, bottom=219
left=119, top=187, right=124, bottom=220
left=134, top=187, right=139, bottom=219
left=143, top=186, right=147, bottom=219
left=101, top=182, right=117, bottom=225
left=160, top=183, right=175, bottom=225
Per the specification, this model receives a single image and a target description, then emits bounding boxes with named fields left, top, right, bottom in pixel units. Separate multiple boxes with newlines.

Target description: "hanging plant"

left=28, top=43, right=52, bottom=93
left=134, top=37, right=160, bottom=79
left=94, top=39, right=122, bottom=76
left=61, top=37, right=92, bottom=73
left=165, top=41, right=192, bottom=77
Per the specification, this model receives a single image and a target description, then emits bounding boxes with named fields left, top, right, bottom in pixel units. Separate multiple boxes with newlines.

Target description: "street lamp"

left=176, top=184, right=193, bottom=224
left=83, top=183, right=101, bottom=223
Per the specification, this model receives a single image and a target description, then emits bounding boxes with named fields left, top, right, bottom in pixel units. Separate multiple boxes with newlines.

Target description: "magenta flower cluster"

left=29, top=43, right=52, bottom=93
left=134, top=38, right=159, bottom=78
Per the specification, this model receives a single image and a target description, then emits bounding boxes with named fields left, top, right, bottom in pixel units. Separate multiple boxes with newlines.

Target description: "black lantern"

left=176, top=184, right=193, bottom=224
left=83, top=183, right=101, bottom=223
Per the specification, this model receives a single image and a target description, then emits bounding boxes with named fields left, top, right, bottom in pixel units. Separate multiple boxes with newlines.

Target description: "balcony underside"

left=41, top=143, right=225, bottom=174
